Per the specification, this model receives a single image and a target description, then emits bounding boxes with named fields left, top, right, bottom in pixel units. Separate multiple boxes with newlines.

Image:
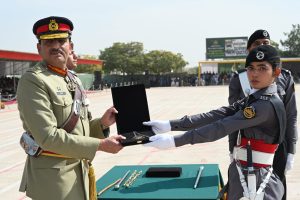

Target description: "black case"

left=111, top=84, right=155, bottom=146
left=145, top=167, right=182, bottom=177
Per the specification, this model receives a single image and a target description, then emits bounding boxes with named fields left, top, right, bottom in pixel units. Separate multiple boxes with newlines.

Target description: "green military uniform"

left=17, top=62, right=107, bottom=200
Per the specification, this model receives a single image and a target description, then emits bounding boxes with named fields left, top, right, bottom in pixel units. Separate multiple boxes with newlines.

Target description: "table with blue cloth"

left=96, top=164, right=224, bottom=200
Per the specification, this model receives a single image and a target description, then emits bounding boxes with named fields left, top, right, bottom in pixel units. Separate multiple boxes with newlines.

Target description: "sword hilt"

left=246, top=140, right=254, bottom=173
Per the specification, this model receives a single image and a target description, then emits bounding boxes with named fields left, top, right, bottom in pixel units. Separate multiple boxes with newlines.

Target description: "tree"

left=74, top=55, right=101, bottom=73
left=280, top=24, right=300, bottom=57
left=184, top=66, right=198, bottom=74
left=270, top=40, right=280, bottom=50
left=144, top=50, right=188, bottom=74
left=99, top=42, right=188, bottom=75
left=99, top=42, right=144, bottom=75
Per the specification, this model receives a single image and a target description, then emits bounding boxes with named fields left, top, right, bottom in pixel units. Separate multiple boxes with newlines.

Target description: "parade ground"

left=1, top=85, right=299, bottom=199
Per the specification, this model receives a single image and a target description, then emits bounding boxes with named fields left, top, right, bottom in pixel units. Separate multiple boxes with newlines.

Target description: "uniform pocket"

left=264, top=172, right=284, bottom=199
left=51, top=95, right=73, bottom=127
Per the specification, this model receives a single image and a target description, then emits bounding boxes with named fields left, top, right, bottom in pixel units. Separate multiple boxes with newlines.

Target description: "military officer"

left=228, top=29, right=297, bottom=200
left=67, top=50, right=78, bottom=70
left=17, top=16, right=124, bottom=200
left=144, top=45, right=286, bottom=199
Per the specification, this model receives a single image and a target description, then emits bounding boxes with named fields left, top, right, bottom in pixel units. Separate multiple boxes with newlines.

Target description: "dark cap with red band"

left=33, top=16, right=73, bottom=40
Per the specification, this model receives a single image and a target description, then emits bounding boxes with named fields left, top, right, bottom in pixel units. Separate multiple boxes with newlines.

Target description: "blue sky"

left=1, top=0, right=300, bottom=67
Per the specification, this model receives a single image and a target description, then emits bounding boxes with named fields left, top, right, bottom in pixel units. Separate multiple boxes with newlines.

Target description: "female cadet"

left=228, top=30, right=297, bottom=200
left=143, top=45, right=286, bottom=200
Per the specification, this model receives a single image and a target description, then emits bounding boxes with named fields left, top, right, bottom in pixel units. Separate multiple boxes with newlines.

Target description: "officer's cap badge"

left=256, top=51, right=264, bottom=60
left=263, top=30, right=269, bottom=37
left=243, top=106, right=256, bottom=119
left=49, top=19, right=59, bottom=31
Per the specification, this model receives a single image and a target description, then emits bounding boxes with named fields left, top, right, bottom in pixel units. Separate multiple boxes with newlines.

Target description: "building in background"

left=0, top=50, right=103, bottom=100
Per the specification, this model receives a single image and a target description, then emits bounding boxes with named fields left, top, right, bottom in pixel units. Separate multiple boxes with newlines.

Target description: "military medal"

left=243, top=106, right=255, bottom=119
left=67, top=81, right=76, bottom=91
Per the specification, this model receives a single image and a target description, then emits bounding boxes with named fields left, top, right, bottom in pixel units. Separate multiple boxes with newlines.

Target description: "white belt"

left=233, top=147, right=274, bottom=166
left=236, top=163, right=272, bottom=200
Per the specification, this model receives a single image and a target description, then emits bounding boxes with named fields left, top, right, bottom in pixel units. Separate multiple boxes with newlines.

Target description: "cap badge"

left=256, top=51, right=264, bottom=60
left=263, top=30, right=268, bottom=37
left=243, top=106, right=256, bottom=119
left=49, top=19, right=59, bottom=31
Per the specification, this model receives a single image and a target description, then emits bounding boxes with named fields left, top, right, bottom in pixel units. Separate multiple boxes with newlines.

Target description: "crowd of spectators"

left=0, top=76, right=18, bottom=100
left=101, top=72, right=233, bottom=89
left=0, top=72, right=233, bottom=99
left=200, top=72, right=232, bottom=86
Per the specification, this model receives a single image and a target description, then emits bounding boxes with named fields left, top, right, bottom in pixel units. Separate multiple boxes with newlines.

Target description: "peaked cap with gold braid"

left=33, top=16, right=73, bottom=40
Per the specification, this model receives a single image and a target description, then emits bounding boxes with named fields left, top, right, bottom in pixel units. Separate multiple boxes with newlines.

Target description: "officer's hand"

left=144, top=134, right=175, bottom=149
left=285, top=153, right=294, bottom=174
left=101, top=106, right=118, bottom=127
left=98, top=135, right=125, bottom=154
left=143, top=120, right=171, bottom=134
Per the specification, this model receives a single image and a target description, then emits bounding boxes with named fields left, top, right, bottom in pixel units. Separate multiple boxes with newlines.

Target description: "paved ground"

left=0, top=85, right=299, bottom=199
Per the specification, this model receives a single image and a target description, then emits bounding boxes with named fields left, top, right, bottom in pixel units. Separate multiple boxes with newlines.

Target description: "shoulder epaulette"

left=27, top=62, right=47, bottom=74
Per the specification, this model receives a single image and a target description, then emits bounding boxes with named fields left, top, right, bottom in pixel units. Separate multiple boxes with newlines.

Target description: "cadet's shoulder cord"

left=233, top=95, right=256, bottom=112
left=232, top=96, right=248, bottom=111
left=245, top=94, right=258, bottom=106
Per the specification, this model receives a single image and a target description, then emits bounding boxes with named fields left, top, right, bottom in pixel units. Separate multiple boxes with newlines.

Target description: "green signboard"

left=206, top=37, right=248, bottom=59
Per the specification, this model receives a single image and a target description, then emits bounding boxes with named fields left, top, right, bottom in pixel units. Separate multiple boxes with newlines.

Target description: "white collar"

left=249, top=88, right=259, bottom=95
left=250, top=83, right=276, bottom=95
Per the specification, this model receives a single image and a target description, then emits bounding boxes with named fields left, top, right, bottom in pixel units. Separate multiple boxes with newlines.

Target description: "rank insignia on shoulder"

left=243, top=106, right=255, bottom=119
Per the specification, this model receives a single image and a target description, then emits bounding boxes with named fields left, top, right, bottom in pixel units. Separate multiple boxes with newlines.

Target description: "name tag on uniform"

left=56, top=91, right=67, bottom=95
left=56, top=86, right=67, bottom=95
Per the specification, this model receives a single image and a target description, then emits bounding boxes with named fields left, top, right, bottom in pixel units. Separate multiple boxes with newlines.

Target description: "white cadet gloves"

left=143, top=121, right=174, bottom=149
left=143, top=120, right=171, bottom=134
left=285, top=153, right=294, bottom=174
left=144, top=134, right=175, bottom=149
